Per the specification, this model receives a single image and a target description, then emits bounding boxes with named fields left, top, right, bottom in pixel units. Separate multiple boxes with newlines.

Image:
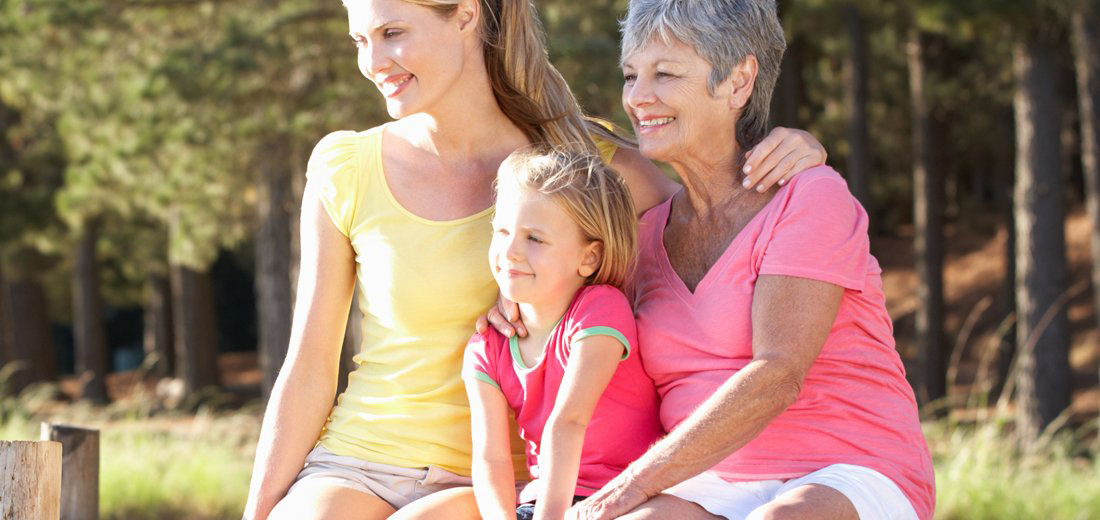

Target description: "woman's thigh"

left=620, top=494, right=724, bottom=520
left=269, top=480, right=396, bottom=520
left=746, top=484, right=857, bottom=520
left=389, top=486, right=480, bottom=520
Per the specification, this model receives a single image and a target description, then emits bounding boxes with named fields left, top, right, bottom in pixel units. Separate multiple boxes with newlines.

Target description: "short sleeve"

left=462, top=332, right=502, bottom=391
left=305, top=131, right=364, bottom=237
left=566, top=285, right=637, bottom=360
left=588, top=118, right=620, bottom=165
left=758, top=169, right=869, bottom=291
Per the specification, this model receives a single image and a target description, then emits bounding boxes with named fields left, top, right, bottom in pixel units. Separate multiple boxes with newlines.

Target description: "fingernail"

left=743, top=164, right=753, bottom=173
left=778, top=179, right=786, bottom=186
left=505, top=328, right=514, bottom=337
left=756, top=184, right=765, bottom=192
left=742, top=177, right=753, bottom=188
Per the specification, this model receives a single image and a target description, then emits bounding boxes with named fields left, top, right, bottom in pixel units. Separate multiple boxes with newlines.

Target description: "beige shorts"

left=286, top=444, right=474, bottom=510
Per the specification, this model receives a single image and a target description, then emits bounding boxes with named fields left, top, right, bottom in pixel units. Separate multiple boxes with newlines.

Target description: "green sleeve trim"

left=573, top=326, right=631, bottom=361
left=472, top=371, right=501, bottom=391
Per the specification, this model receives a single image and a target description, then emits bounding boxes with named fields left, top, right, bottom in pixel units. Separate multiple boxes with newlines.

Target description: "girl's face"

left=345, top=0, right=472, bottom=119
left=621, top=37, right=737, bottom=162
left=489, top=183, right=600, bottom=308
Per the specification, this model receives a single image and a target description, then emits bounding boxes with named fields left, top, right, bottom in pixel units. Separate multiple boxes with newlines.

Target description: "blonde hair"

left=497, top=147, right=637, bottom=288
left=396, top=0, right=634, bottom=152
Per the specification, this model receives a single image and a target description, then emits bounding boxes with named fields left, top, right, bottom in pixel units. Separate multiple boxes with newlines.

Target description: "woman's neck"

left=396, top=57, right=528, bottom=162
left=668, top=145, right=748, bottom=219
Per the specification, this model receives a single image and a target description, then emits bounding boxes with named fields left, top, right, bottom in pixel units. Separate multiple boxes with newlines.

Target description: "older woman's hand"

left=741, top=127, right=827, bottom=192
left=475, top=293, right=527, bottom=338
left=566, top=484, right=648, bottom=520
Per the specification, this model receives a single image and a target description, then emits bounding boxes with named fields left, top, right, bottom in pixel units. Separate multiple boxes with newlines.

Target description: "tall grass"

left=929, top=419, right=1100, bottom=520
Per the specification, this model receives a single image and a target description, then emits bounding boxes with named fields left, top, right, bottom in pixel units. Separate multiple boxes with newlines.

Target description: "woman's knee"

left=270, top=480, right=395, bottom=520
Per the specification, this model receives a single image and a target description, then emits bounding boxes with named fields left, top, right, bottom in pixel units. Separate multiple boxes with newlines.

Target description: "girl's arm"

left=467, top=378, right=521, bottom=520
left=243, top=183, right=357, bottom=520
left=610, top=127, right=828, bottom=214
left=533, top=336, right=625, bottom=520
left=569, top=276, right=843, bottom=520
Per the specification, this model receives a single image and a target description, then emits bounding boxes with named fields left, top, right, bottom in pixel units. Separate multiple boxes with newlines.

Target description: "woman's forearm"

left=615, top=357, right=803, bottom=497
left=534, top=420, right=587, bottom=520
left=244, top=350, right=340, bottom=520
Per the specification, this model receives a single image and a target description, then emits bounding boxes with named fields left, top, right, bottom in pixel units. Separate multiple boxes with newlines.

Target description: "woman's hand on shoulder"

left=476, top=293, right=527, bottom=338
left=741, top=127, right=827, bottom=193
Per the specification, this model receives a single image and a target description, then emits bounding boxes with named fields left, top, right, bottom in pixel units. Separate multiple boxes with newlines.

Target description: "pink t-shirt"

left=463, top=285, right=663, bottom=503
left=631, top=167, right=935, bottom=520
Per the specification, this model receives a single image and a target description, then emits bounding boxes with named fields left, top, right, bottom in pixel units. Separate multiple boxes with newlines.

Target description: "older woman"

left=571, top=1, right=935, bottom=520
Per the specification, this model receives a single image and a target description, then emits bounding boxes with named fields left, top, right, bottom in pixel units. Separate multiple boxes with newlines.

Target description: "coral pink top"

left=631, top=167, right=935, bottom=520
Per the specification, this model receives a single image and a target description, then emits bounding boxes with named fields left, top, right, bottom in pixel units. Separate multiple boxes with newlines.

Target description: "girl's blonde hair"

left=498, top=147, right=637, bottom=288
left=396, top=0, right=634, bottom=153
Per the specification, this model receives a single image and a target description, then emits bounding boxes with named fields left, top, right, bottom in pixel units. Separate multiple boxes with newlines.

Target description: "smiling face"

left=621, top=37, right=740, bottom=163
left=345, top=0, right=472, bottom=119
left=489, top=182, right=599, bottom=308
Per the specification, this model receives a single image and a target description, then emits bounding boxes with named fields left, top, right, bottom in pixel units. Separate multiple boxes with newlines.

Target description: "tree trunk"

left=1, top=253, right=55, bottom=394
left=1013, top=36, right=1071, bottom=445
left=255, top=139, right=294, bottom=402
left=844, top=3, right=871, bottom=208
left=73, top=222, right=109, bottom=403
left=1071, top=4, right=1100, bottom=331
left=772, top=36, right=804, bottom=129
left=907, top=27, right=945, bottom=406
left=170, top=263, right=220, bottom=398
left=143, top=274, right=174, bottom=379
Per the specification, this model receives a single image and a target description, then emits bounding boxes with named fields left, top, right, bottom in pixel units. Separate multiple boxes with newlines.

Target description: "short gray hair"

left=620, top=0, right=786, bottom=151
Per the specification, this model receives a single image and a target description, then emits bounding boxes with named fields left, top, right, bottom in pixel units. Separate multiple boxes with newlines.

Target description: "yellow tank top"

left=310, top=124, right=619, bottom=476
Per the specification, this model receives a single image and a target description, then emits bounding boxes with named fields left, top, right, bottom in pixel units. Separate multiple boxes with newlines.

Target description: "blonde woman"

left=243, top=1, right=827, bottom=519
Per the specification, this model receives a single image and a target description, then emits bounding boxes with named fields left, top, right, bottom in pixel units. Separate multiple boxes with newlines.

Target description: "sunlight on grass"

left=928, top=420, right=1100, bottom=520
left=4, top=382, right=1100, bottom=519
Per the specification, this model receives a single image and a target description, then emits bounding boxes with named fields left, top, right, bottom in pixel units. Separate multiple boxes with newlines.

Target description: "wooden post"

left=0, top=440, right=62, bottom=520
left=40, top=424, right=99, bottom=520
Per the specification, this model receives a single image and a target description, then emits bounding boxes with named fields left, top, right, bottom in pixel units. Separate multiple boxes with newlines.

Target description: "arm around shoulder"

left=609, top=146, right=678, bottom=215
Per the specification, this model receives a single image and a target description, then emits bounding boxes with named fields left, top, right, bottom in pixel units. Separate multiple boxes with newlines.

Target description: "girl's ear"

left=456, top=0, right=479, bottom=33
left=578, top=241, right=603, bottom=279
left=726, top=54, right=758, bottom=111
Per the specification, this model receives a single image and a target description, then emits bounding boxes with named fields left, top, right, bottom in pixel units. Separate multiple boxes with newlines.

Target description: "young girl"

left=463, top=148, right=662, bottom=520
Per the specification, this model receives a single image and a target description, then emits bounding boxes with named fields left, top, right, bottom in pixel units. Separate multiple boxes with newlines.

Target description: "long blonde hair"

left=400, top=0, right=634, bottom=153
left=497, top=147, right=637, bottom=288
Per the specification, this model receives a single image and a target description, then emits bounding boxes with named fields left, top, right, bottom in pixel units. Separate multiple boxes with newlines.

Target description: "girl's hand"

left=741, top=127, right=827, bottom=192
left=476, top=293, right=527, bottom=338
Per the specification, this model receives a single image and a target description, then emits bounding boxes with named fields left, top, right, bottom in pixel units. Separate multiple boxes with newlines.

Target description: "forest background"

left=2, top=0, right=1100, bottom=518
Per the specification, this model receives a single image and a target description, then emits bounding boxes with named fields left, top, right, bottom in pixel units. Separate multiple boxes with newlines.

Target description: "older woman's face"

left=621, top=38, right=736, bottom=163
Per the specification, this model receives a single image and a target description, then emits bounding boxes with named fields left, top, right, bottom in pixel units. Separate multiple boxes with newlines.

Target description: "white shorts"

left=665, top=464, right=918, bottom=520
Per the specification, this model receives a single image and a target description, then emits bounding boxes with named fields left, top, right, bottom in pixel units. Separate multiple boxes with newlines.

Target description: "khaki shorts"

left=286, top=445, right=474, bottom=510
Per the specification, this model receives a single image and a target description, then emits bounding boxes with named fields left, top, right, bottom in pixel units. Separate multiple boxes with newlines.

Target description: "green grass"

left=4, top=384, right=1100, bottom=519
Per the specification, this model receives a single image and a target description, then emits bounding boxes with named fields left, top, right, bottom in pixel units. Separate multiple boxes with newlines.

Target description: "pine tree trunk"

left=771, top=0, right=802, bottom=129
left=1, top=253, right=55, bottom=394
left=170, top=263, right=220, bottom=398
left=844, top=3, right=871, bottom=208
left=255, top=139, right=294, bottom=402
left=908, top=28, right=945, bottom=406
left=1013, top=36, right=1071, bottom=445
left=73, top=222, right=109, bottom=402
left=1071, top=5, right=1100, bottom=331
left=143, top=274, right=174, bottom=379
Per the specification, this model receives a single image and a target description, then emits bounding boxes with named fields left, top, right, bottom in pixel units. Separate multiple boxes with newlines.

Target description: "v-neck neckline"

left=653, top=191, right=776, bottom=299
